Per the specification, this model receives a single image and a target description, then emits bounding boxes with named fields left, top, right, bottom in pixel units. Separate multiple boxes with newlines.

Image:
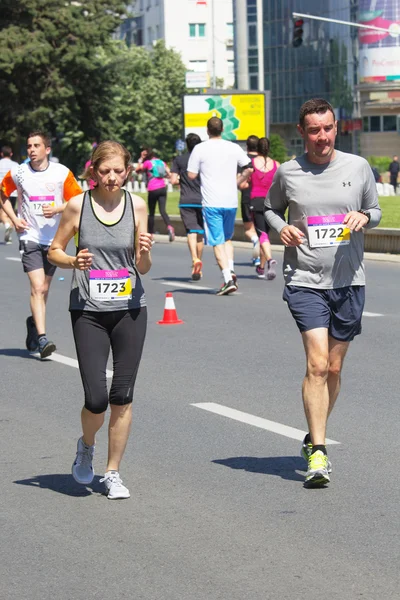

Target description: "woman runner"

left=136, top=147, right=174, bottom=241
left=49, top=141, right=152, bottom=499
left=239, top=137, right=279, bottom=280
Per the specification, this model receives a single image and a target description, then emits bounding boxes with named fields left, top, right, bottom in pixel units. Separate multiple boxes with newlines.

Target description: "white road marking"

left=6, top=257, right=20, bottom=262
left=363, top=311, right=384, bottom=317
left=158, top=280, right=242, bottom=295
left=192, top=402, right=340, bottom=445
left=45, top=352, right=113, bottom=378
left=159, top=280, right=212, bottom=291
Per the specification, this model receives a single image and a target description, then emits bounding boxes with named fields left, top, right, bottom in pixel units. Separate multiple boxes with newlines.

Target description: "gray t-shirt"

left=265, top=151, right=381, bottom=289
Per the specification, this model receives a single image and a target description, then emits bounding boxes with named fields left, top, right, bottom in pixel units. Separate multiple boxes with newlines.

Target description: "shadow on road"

left=0, top=348, right=36, bottom=359
left=13, top=474, right=104, bottom=497
left=212, top=455, right=305, bottom=482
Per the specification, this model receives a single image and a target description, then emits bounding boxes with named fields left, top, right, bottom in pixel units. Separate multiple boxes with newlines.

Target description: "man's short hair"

left=207, top=117, right=223, bottom=137
left=186, top=133, right=201, bottom=153
left=246, top=135, right=259, bottom=152
left=299, top=98, right=335, bottom=129
left=1, top=146, right=12, bottom=157
left=26, top=131, right=52, bottom=147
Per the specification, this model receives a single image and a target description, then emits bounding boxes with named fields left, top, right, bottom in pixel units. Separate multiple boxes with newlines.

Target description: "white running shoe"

left=72, top=437, right=95, bottom=484
left=100, top=471, right=130, bottom=500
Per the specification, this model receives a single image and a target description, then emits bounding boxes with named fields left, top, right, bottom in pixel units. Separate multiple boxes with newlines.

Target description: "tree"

left=0, top=1, right=187, bottom=171
left=269, top=134, right=288, bottom=163
left=107, top=40, right=187, bottom=162
left=0, top=0, right=130, bottom=166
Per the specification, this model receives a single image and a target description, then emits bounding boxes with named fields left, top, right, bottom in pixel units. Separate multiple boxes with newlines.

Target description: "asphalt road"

left=1, top=235, right=399, bottom=600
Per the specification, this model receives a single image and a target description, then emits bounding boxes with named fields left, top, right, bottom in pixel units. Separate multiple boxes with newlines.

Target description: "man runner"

left=170, top=133, right=204, bottom=280
left=0, top=146, right=19, bottom=244
left=188, top=117, right=252, bottom=295
left=265, top=98, right=381, bottom=487
left=0, top=131, right=82, bottom=358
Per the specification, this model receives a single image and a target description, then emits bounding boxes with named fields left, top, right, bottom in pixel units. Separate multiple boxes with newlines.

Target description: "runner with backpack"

left=136, top=148, right=175, bottom=241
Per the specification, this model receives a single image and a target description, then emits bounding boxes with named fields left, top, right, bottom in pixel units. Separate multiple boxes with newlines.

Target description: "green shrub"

left=367, top=156, right=392, bottom=173
left=269, top=134, right=290, bottom=163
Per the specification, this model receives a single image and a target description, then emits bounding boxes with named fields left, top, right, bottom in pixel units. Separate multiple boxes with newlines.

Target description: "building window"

left=249, top=74, right=258, bottom=90
left=189, top=60, right=208, bottom=72
left=383, top=115, right=397, bottom=132
left=227, top=60, right=234, bottom=75
left=370, top=116, right=380, bottom=132
left=226, top=22, right=233, bottom=38
left=248, top=24, right=257, bottom=47
left=189, top=23, right=206, bottom=38
left=147, top=27, right=153, bottom=44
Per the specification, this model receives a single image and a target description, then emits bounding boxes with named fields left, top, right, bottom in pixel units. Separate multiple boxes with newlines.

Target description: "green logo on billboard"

left=206, top=96, right=240, bottom=140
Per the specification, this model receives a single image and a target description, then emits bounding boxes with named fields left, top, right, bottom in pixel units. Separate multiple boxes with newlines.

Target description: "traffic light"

left=292, top=18, right=304, bottom=47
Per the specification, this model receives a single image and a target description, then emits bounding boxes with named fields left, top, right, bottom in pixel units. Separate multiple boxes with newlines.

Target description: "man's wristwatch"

left=358, top=209, right=371, bottom=224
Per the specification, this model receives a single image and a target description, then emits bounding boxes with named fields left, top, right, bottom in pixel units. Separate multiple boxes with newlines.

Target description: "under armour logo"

left=342, top=181, right=351, bottom=187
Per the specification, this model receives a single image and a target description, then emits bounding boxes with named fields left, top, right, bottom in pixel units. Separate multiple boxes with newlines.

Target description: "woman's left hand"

left=139, top=232, right=153, bottom=253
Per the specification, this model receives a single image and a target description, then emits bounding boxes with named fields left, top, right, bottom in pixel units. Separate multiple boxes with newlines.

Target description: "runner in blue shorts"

left=265, top=98, right=381, bottom=487
left=188, top=117, right=252, bottom=295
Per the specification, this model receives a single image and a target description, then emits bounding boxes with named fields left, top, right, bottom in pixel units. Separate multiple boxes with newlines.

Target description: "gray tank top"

left=69, top=190, right=146, bottom=311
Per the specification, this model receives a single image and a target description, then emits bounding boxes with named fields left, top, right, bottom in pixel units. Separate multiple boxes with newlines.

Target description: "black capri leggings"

left=250, top=197, right=270, bottom=237
left=147, top=186, right=170, bottom=233
left=71, top=308, right=147, bottom=414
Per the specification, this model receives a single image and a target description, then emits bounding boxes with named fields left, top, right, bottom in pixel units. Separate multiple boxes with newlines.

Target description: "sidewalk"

left=154, top=216, right=400, bottom=261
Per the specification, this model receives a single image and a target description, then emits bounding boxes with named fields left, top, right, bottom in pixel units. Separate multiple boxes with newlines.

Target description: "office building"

left=234, top=0, right=400, bottom=158
left=115, top=0, right=235, bottom=89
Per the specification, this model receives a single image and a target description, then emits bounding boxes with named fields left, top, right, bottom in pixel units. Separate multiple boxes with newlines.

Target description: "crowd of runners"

left=0, top=97, right=381, bottom=493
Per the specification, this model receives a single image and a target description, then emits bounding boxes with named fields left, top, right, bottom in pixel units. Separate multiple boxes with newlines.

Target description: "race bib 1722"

left=307, top=214, right=350, bottom=248
left=89, top=268, right=132, bottom=301
left=29, top=195, right=55, bottom=216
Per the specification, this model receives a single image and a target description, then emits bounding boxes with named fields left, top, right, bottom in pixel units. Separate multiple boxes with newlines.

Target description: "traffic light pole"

left=292, top=12, right=394, bottom=35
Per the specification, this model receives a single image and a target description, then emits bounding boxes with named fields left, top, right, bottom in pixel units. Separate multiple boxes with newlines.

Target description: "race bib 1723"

left=89, top=268, right=132, bottom=301
left=307, top=214, right=350, bottom=248
left=29, top=195, right=55, bottom=216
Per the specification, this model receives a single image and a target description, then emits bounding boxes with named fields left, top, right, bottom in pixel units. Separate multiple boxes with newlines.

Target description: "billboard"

left=359, top=0, right=400, bottom=82
left=183, top=92, right=270, bottom=141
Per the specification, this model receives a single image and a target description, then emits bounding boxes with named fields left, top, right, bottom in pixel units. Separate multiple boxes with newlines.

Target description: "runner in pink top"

left=136, top=147, right=174, bottom=241
left=239, top=137, right=280, bottom=280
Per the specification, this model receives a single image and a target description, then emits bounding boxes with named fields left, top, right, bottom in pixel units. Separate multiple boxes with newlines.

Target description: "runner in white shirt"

left=0, top=146, right=19, bottom=244
left=188, top=117, right=252, bottom=295
left=0, top=131, right=82, bottom=359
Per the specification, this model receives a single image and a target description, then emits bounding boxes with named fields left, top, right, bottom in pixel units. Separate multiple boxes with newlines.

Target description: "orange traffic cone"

left=157, top=292, right=184, bottom=325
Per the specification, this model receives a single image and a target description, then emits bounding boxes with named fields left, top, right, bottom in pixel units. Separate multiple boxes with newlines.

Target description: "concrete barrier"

left=154, top=215, right=400, bottom=255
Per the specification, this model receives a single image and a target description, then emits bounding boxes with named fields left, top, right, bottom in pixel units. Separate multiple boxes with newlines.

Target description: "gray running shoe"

left=301, top=435, right=332, bottom=473
left=38, top=336, right=56, bottom=360
left=72, top=438, right=95, bottom=485
left=100, top=471, right=130, bottom=500
left=267, top=259, right=277, bottom=280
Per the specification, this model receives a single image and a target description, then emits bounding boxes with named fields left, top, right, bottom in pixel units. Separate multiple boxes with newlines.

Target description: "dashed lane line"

left=42, top=352, right=113, bottom=378
left=191, top=402, right=340, bottom=444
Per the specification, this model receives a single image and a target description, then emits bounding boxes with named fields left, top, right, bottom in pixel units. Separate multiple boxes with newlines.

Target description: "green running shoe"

left=301, top=435, right=332, bottom=473
left=305, top=450, right=330, bottom=487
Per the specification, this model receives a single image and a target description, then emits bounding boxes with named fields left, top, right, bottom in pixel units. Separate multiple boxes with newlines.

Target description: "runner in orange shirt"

left=0, top=131, right=82, bottom=359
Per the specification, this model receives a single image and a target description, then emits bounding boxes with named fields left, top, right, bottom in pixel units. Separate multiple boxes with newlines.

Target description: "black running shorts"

left=20, top=240, right=57, bottom=276
left=179, top=206, right=204, bottom=234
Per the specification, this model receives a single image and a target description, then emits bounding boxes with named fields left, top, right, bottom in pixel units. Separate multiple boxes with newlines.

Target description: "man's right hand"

left=14, top=218, right=30, bottom=234
left=280, top=225, right=305, bottom=247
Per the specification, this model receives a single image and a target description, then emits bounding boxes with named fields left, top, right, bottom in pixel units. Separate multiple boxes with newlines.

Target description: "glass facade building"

left=234, top=0, right=362, bottom=153
left=262, top=0, right=358, bottom=126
